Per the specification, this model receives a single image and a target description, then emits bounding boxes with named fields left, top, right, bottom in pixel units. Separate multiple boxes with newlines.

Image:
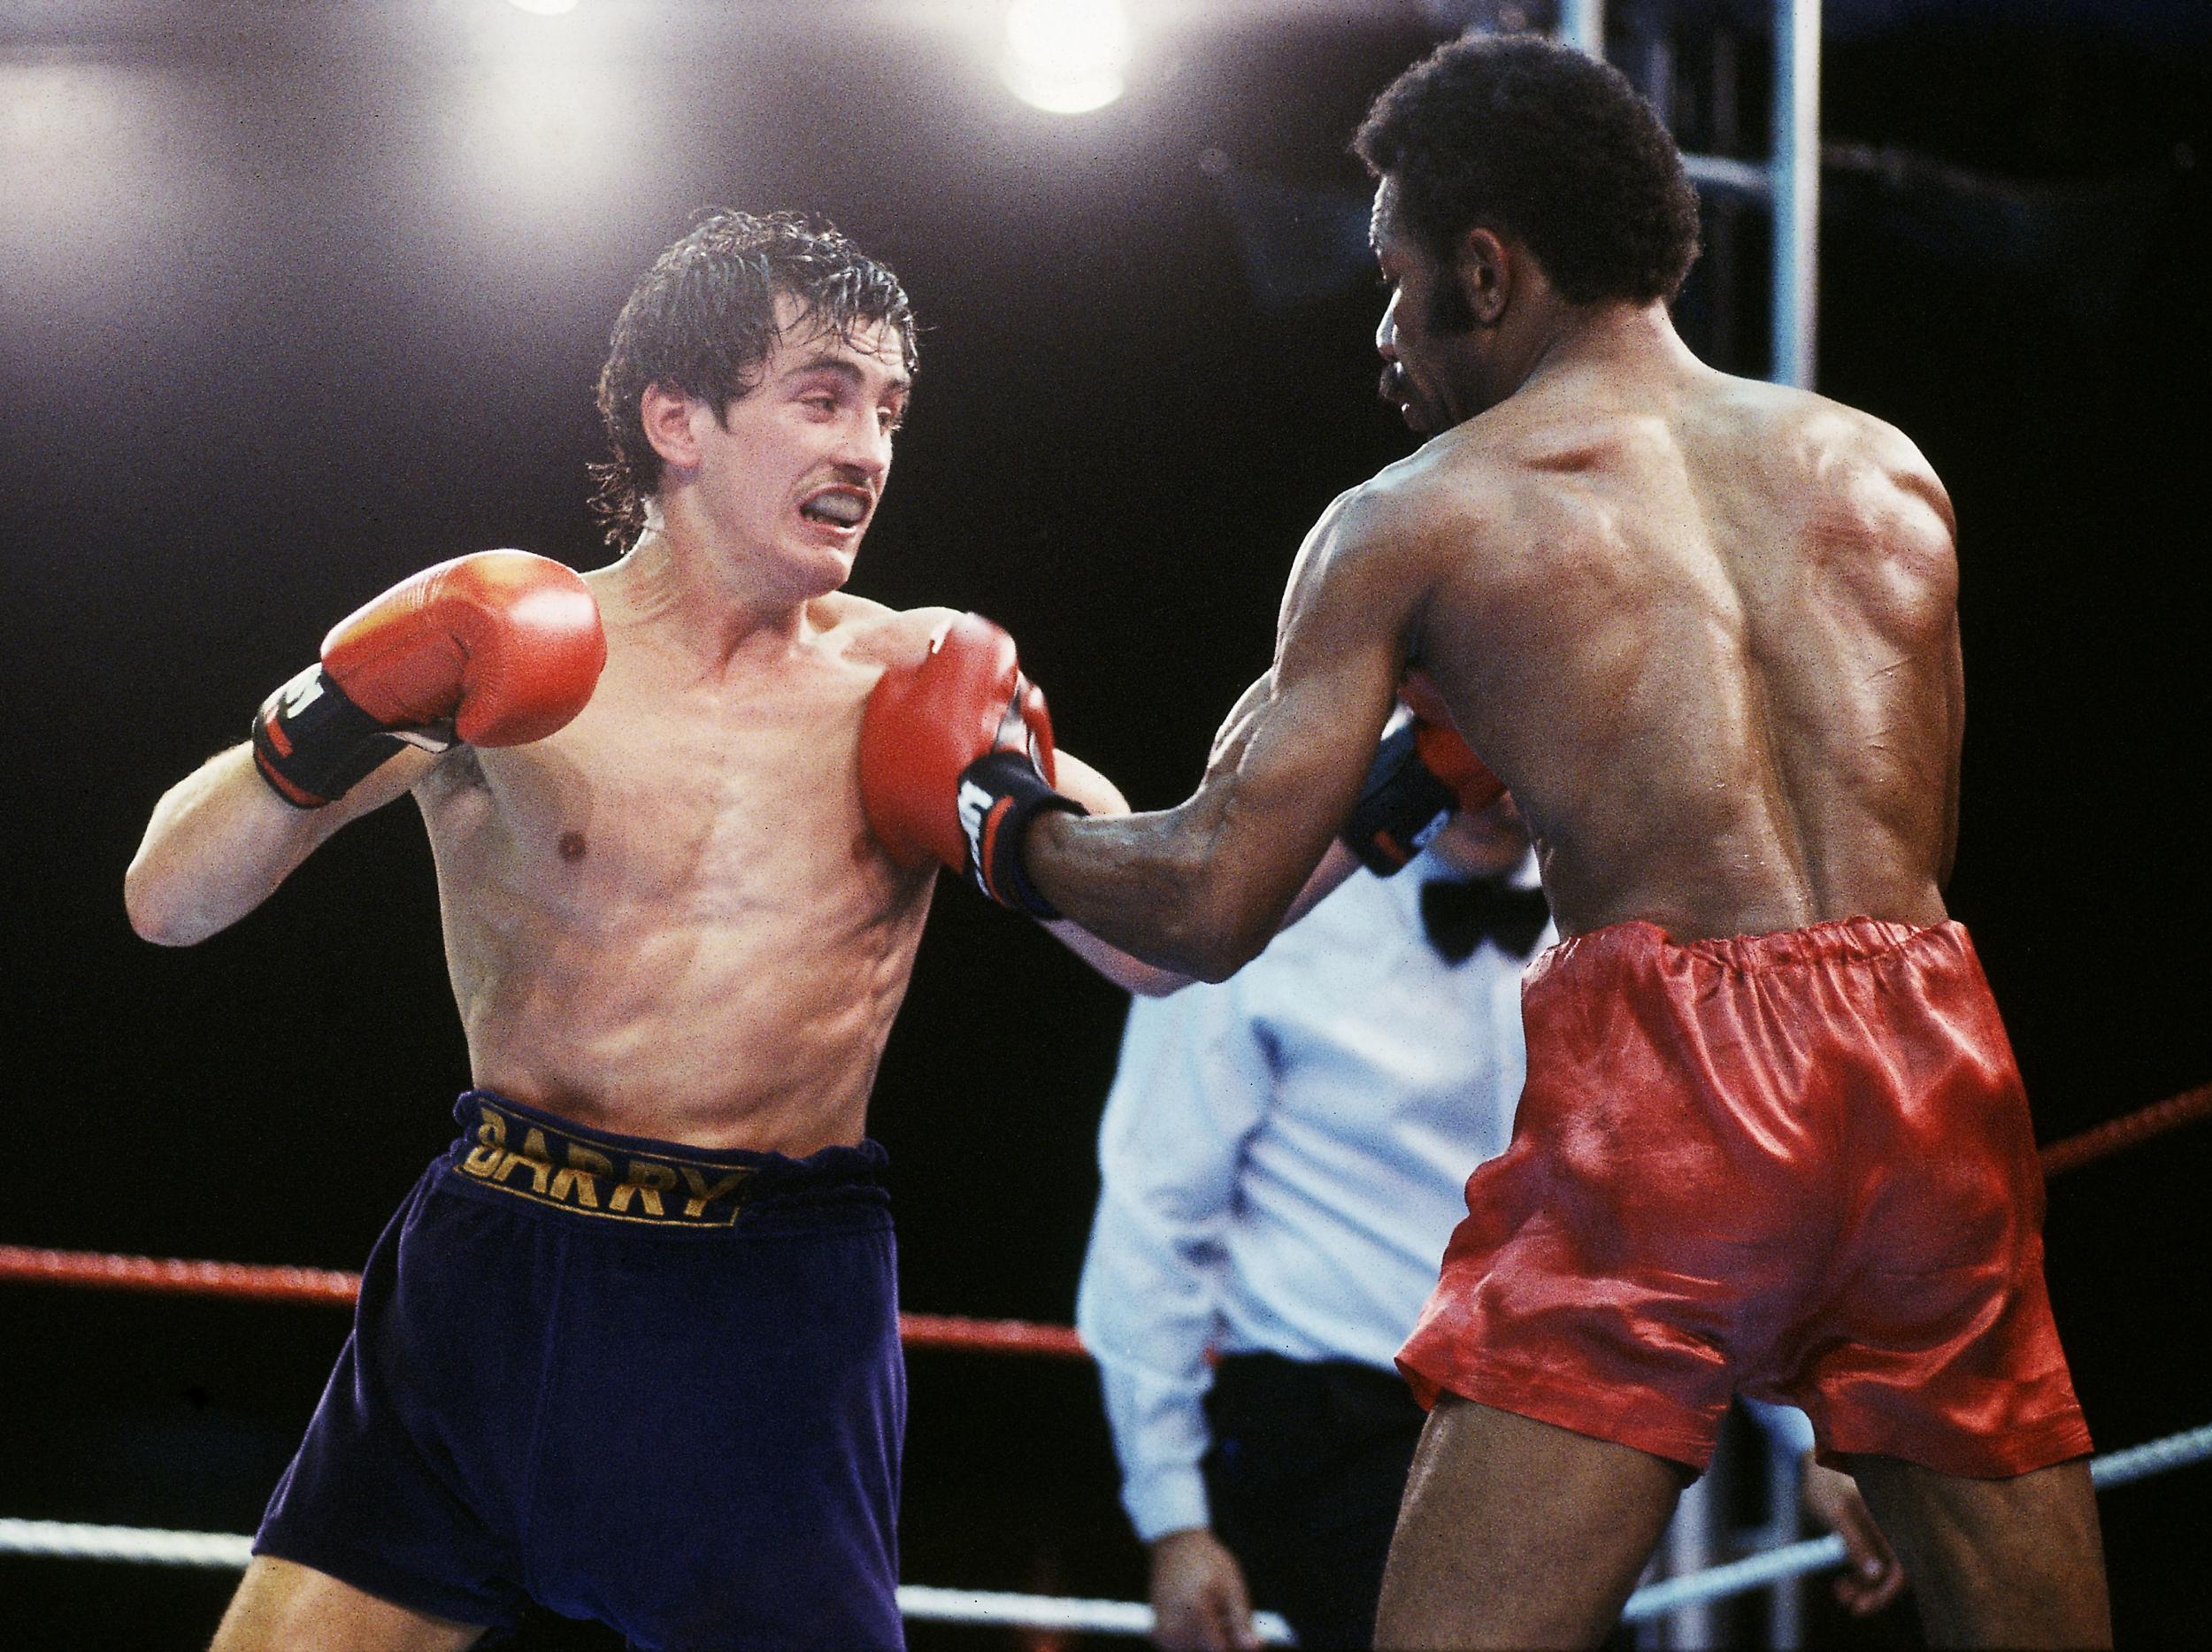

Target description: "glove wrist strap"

left=250, top=665, right=407, bottom=809
left=1340, top=720, right=1455, bottom=875
left=959, top=750, right=1087, bottom=920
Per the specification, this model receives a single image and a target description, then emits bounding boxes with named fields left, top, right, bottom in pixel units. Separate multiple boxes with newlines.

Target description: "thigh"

left=211, top=1556, right=488, bottom=1652
left=254, top=1186, right=541, bottom=1635
left=1844, top=1454, right=2110, bottom=1649
left=531, top=1219, right=908, bottom=1649
left=1374, top=1395, right=1683, bottom=1652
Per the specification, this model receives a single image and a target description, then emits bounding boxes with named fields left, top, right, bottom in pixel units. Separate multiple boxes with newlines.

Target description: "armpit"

left=417, top=743, right=489, bottom=800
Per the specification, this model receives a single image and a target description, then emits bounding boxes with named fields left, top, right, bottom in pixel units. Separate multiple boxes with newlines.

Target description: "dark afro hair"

left=1355, top=33, right=1700, bottom=305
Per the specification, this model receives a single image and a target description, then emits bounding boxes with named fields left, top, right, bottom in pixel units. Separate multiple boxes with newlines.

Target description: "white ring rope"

left=0, top=1518, right=1298, bottom=1642
left=0, top=1518, right=252, bottom=1570
left=1623, top=1418, right=2212, bottom=1622
left=4, top=1420, right=2204, bottom=1641
left=899, top=1584, right=1293, bottom=1640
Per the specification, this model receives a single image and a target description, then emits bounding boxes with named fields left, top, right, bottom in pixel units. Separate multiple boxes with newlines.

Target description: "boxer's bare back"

left=1016, top=136, right=2104, bottom=1643
left=1025, top=313, right=1962, bottom=976
left=1386, top=334, right=1962, bottom=946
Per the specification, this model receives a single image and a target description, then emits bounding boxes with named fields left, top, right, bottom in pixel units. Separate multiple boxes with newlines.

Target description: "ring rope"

left=1, top=1073, right=2201, bottom=1356
left=2037, top=1081, right=2212, bottom=1179
left=4, top=1420, right=2203, bottom=1639
left=1622, top=1418, right=2212, bottom=1620
left=0, top=1518, right=1298, bottom=1640
left=0, top=1247, right=1086, bottom=1359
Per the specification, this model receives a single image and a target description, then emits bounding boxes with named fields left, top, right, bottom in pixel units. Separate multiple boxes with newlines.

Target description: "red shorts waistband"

left=1531, top=915, right=1969, bottom=986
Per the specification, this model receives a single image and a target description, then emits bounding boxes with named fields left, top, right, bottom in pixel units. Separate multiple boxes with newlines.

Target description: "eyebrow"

left=783, top=354, right=912, bottom=397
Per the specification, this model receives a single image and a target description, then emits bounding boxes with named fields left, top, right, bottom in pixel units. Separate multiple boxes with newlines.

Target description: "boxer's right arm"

left=126, top=550, right=603, bottom=946
left=1018, top=487, right=1425, bottom=979
left=125, top=741, right=432, bottom=947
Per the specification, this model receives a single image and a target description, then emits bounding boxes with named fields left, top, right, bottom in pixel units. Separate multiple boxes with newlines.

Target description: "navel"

left=558, top=830, right=588, bottom=863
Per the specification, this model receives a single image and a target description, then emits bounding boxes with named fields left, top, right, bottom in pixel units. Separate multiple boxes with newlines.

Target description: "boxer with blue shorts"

left=127, top=211, right=1146, bottom=1649
left=257, top=1095, right=903, bottom=1649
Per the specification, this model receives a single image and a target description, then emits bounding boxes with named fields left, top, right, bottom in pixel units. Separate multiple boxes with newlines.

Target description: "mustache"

left=1379, top=363, right=1412, bottom=405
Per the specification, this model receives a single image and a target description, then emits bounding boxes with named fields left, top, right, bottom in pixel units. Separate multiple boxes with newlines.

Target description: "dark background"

left=3, top=1, right=2206, bottom=1646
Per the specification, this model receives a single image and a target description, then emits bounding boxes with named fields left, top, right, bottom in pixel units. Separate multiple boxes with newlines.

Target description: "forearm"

left=1040, top=752, right=1198, bottom=995
left=1079, top=1232, right=1227, bottom=1539
left=1045, top=834, right=1363, bottom=993
left=125, top=743, right=361, bottom=945
left=1096, top=1356, right=1217, bottom=1541
left=1028, top=801, right=1283, bottom=983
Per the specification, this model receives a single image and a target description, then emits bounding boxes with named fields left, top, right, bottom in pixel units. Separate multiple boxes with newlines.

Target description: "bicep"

left=126, top=742, right=434, bottom=944
left=1190, top=504, right=1423, bottom=914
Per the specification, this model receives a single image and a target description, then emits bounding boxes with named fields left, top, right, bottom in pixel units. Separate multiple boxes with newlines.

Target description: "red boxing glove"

left=1412, top=722, right=1504, bottom=814
left=1400, top=669, right=1505, bottom=812
left=1340, top=673, right=1506, bottom=873
left=858, top=612, right=1085, bottom=916
left=252, top=550, right=606, bottom=808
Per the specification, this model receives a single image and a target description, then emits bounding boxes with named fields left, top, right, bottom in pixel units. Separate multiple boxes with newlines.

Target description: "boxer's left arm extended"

left=1025, top=491, right=1425, bottom=980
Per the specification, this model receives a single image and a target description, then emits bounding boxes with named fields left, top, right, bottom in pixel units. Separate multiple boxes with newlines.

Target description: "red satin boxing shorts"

left=1398, top=917, right=2092, bottom=1477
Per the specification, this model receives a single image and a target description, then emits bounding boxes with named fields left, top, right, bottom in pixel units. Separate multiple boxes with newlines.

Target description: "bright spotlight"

left=506, top=0, right=580, bottom=16
left=1001, top=0, right=1132, bottom=116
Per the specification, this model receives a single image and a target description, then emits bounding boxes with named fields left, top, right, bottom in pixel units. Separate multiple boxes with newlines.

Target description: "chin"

left=1397, top=395, right=1448, bottom=437
left=816, top=549, right=862, bottom=595
left=755, top=538, right=857, bottom=604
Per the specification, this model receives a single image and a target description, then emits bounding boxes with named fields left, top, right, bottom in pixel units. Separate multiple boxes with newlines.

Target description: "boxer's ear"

left=641, top=382, right=701, bottom=471
left=1452, top=226, right=1513, bottom=327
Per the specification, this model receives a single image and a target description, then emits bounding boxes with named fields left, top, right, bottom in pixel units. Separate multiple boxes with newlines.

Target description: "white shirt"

left=1076, top=849, right=1548, bottom=1541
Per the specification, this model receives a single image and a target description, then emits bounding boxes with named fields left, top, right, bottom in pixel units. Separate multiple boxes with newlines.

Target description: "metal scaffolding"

left=1560, top=0, right=1823, bottom=388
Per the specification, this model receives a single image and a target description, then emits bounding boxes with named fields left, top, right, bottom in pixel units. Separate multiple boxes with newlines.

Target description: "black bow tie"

left=1418, top=877, right=1550, bottom=963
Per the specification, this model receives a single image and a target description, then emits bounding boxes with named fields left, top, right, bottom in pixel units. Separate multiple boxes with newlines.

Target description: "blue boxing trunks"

left=254, top=1091, right=906, bottom=1650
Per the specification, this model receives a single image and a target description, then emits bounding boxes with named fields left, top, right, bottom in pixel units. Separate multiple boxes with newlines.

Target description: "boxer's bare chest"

left=411, top=614, right=937, bottom=1140
left=421, top=619, right=913, bottom=954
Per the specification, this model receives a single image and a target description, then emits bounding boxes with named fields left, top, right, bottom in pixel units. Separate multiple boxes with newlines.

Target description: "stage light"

left=453, top=52, right=630, bottom=198
left=506, top=0, right=581, bottom=16
left=1001, top=0, right=1132, bottom=116
left=1, top=61, right=207, bottom=319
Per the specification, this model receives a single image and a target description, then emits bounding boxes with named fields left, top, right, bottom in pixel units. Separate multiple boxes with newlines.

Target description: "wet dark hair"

left=589, top=209, right=919, bottom=549
left=1354, top=33, right=1700, bottom=306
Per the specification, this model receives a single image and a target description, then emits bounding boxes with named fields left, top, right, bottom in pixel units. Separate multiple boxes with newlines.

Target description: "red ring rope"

left=2037, top=1082, right=2212, bottom=1179
left=0, top=1245, right=1084, bottom=1358
left=1, top=1079, right=2200, bottom=1356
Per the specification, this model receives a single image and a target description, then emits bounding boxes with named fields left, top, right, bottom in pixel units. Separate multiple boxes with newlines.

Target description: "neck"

left=1492, top=299, right=1693, bottom=406
left=598, top=527, right=815, bottom=671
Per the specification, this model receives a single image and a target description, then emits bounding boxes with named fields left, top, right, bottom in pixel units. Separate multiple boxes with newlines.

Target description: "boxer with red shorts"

left=903, top=34, right=2115, bottom=1651
left=1398, top=917, right=2091, bottom=1479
